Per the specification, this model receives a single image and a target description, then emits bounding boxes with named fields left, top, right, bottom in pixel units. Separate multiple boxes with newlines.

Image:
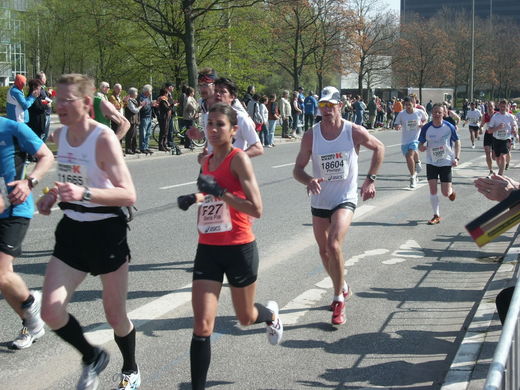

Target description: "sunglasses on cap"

left=318, top=101, right=338, bottom=108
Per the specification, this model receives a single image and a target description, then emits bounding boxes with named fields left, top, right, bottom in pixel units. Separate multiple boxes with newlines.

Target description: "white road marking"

left=345, top=248, right=389, bottom=267
left=272, top=162, right=295, bottom=168
left=85, top=282, right=193, bottom=345
left=160, top=181, right=197, bottom=190
left=33, top=206, right=60, bottom=216
left=382, top=239, right=423, bottom=265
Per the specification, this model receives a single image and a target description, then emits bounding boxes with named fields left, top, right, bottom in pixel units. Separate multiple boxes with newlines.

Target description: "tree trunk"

left=183, top=2, right=198, bottom=88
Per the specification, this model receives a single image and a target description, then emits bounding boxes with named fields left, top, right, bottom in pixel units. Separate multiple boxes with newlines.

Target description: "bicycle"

left=151, top=116, right=206, bottom=149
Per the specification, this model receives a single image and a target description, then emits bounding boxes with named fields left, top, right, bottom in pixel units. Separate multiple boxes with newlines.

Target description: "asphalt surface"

left=1, top=125, right=517, bottom=389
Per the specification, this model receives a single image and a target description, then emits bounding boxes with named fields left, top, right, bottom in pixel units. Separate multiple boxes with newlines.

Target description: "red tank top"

left=198, top=148, right=255, bottom=245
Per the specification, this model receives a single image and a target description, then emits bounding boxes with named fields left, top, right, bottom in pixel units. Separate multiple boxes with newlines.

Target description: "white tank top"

left=57, top=125, right=117, bottom=221
left=311, top=120, right=358, bottom=209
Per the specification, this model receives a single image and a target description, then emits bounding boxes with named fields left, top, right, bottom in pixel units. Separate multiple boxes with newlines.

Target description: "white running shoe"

left=77, top=348, right=110, bottom=390
left=409, top=176, right=416, bottom=188
left=10, top=326, right=45, bottom=349
left=265, top=301, right=283, bottom=346
left=23, top=290, right=44, bottom=336
left=117, top=368, right=141, bottom=390
left=415, top=161, right=422, bottom=174
left=471, top=143, right=475, bottom=149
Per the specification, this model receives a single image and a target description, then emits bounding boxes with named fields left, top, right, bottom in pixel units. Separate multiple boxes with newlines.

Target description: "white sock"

left=430, top=194, right=440, bottom=216
left=334, top=294, right=345, bottom=303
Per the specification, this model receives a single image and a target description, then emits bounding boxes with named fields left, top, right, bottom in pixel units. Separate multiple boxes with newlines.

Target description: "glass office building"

left=0, top=0, right=27, bottom=86
left=401, top=0, right=520, bottom=24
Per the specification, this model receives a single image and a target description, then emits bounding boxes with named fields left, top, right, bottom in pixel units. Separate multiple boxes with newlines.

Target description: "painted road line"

left=34, top=206, right=60, bottom=215
left=160, top=180, right=197, bottom=190
left=272, top=162, right=295, bottom=168
left=85, top=282, right=193, bottom=345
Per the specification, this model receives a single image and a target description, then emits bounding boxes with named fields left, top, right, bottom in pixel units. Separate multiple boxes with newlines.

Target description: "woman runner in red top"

left=190, top=103, right=283, bottom=390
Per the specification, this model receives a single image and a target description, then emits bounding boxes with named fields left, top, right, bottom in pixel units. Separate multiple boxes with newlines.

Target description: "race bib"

left=406, top=120, right=418, bottom=131
left=319, top=151, right=350, bottom=181
left=469, top=117, right=478, bottom=125
left=57, top=162, right=88, bottom=186
left=431, top=146, right=447, bottom=163
left=197, top=195, right=232, bottom=234
left=496, top=129, right=507, bottom=139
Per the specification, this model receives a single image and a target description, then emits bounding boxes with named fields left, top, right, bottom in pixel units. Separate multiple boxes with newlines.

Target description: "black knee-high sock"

left=114, top=327, right=137, bottom=373
left=254, top=303, right=274, bottom=324
left=190, top=334, right=211, bottom=390
left=54, top=314, right=96, bottom=364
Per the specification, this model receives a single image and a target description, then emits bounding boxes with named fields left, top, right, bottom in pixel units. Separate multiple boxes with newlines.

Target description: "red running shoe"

left=331, top=301, right=346, bottom=325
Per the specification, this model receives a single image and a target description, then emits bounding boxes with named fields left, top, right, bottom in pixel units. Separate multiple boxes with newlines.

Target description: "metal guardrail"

left=484, top=276, right=520, bottom=389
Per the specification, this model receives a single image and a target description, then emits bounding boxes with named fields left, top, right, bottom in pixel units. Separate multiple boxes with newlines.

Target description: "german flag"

left=466, top=191, right=520, bottom=247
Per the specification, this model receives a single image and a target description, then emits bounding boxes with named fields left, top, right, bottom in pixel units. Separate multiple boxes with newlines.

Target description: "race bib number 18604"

left=319, top=151, right=350, bottom=181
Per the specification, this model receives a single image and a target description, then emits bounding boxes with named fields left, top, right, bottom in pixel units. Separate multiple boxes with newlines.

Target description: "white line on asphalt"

left=85, top=282, right=193, bottom=345
left=272, top=162, right=295, bottom=168
left=33, top=206, right=60, bottom=215
left=160, top=181, right=197, bottom=190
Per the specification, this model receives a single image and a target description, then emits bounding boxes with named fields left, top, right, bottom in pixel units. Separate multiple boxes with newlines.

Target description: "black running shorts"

left=311, top=201, right=356, bottom=220
left=193, top=241, right=258, bottom=287
left=469, top=125, right=479, bottom=132
left=53, top=215, right=130, bottom=276
left=0, top=217, right=30, bottom=257
left=492, top=138, right=511, bottom=158
left=483, top=132, right=494, bottom=147
left=426, top=164, right=452, bottom=183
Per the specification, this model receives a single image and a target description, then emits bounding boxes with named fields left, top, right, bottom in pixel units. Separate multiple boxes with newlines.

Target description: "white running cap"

left=319, top=86, right=341, bottom=104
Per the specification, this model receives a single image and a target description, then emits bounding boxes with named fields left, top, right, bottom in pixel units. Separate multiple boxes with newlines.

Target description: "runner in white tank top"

left=36, top=74, right=141, bottom=390
left=293, top=86, right=384, bottom=326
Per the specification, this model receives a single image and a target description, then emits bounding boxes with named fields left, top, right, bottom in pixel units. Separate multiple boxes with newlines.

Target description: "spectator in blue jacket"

left=7, top=75, right=39, bottom=123
left=303, top=91, right=318, bottom=132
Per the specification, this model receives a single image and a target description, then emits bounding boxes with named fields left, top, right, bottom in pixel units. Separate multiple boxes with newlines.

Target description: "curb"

left=441, top=226, right=520, bottom=389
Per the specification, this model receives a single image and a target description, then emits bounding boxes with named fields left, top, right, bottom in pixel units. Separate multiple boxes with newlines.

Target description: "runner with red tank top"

left=189, top=102, right=282, bottom=390
left=482, top=101, right=496, bottom=176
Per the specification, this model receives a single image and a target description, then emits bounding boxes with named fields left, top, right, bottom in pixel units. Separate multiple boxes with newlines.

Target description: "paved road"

left=1, top=126, right=517, bottom=389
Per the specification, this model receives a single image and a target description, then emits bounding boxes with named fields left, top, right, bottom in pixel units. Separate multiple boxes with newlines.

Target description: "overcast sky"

left=386, top=0, right=400, bottom=14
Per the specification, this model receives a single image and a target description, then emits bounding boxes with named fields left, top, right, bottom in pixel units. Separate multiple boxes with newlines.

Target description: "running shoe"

left=265, top=301, right=283, bottom=345
left=329, top=286, right=353, bottom=311
left=487, top=170, right=495, bottom=178
left=10, top=326, right=45, bottom=350
left=410, top=176, right=416, bottom=188
left=427, top=215, right=441, bottom=225
left=415, top=161, right=422, bottom=174
left=117, top=368, right=141, bottom=390
left=23, top=290, right=45, bottom=337
left=77, top=348, right=110, bottom=390
left=448, top=191, right=456, bottom=201
left=331, top=301, right=346, bottom=325
left=471, top=144, right=475, bottom=149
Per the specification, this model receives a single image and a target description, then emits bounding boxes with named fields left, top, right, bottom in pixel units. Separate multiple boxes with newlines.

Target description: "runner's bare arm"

left=7, top=142, right=54, bottom=206
left=352, top=124, right=384, bottom=201
left=226, top=151, right=262, bottom=218
left=244, top=141, right=264, bottom=158
left=293, top=130, right=322, bottom=194
left=101, top=99, right=130, bottom=140
left=452, top=140, right=461, bottom=166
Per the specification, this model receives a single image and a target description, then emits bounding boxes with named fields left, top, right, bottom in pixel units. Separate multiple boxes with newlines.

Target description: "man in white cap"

left=293, top=86, right=385, bottom=325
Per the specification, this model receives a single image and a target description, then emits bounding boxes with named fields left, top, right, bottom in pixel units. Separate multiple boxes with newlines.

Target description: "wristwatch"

left=366, top=174, right=377, bottom=182
left=27, top=177, right=39, bottom=189
left=82, top=187, right=92, bottom=202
